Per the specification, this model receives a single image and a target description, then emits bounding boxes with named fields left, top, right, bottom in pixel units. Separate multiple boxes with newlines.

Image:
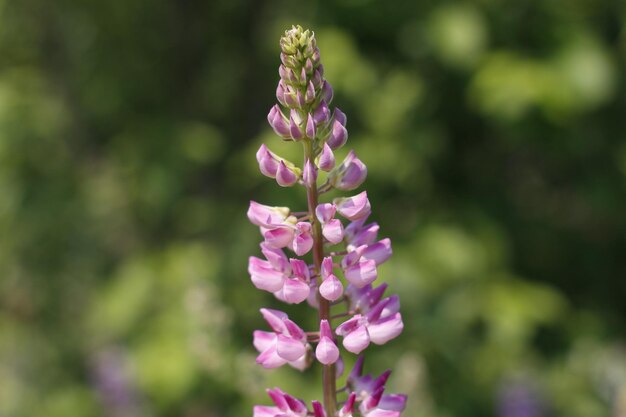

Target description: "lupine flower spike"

left=247, top=25, right=406, bottom=416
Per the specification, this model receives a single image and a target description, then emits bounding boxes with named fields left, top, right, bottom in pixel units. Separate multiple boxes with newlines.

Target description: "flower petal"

left=316, top=336, right=340, bottom=365
left=379, top=394, right=408, bottom=412
left=335, top=191, right=371, bottom=221
left=342, top=324, right=370, bottom=354
left=278, top=278, right=310, bottom=304
left=264, top=227, right=295, bottom=249
left=367, top=313, right=404, bottom=345
left=319, top=274, right=343, bottom=301
left=361, top=238, right=392, bottom=266
left=256, top=345, right=287, bottom=368
left=276, top=334, right=306, bottom=361
left=322, top=219, right=344, bottom=244
left=315, top=203, right=336, bottom=223
left=249, top=257, right=285, bottom=292
left=247, top=201, right=289, bottom=226
left=253, top=405, right=282, bottom=417
left=292, top=232, right=313, bottom=256
left=344, top=259, right=378, bottom=288
left=260, top=308, right=288, bottom=333
left=252, top=330, right=276, bottom=352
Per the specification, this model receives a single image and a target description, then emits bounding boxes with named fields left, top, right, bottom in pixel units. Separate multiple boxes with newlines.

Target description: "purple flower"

left=327, top=108, right=348, bottom=149
left=319, top=256, right=343, bottom=301
left=254, top=389, right=328, bottom=417
left=247, top=201, right=292, bottom=227
left=315, top=203, right=344, bottom=244
left=289, top=222, right=314, bottom=255
left=303, top=159, right=317, bottom=188
left=347, top=358, right=408, bottom=413
left=346, top=283, right=388, bottom=313
left=254, top=309, right=310, bottom=370
left=341, top=245, right=378, bottom=288
left=313, top=100, right=331, bottom=126
left=249, top=24, right=407, bottom=417
left=316, top=319, right=340, bottom=365
left=345, top=220, right=378, bottom=249
left=362, top=238, right=392, bottom=266
left=254, top=388, right=308, bottom=417
left=335, top=191, right=371, bottom=221
left=267, top=105, right=291, bottom=139
left=248, top=245, right=312, bottom=304
left=317, top=142, right=335, bottom=171
left=359, top=387, right=402, bottom=417
left=329, top=150, right=367, bottom=191
left=247, top=202, right=316, bottom=256
left=274, top=259, right=311, bottom=304
left=335, top=296, right=403, bottom=354
left=276, top=160, right=300, bottom=187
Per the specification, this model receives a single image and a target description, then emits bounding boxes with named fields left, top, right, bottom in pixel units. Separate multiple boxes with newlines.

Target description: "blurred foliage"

left=1, top=0, right=625, bottom=416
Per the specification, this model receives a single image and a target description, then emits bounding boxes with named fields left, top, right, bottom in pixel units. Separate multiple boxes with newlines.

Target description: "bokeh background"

left=1, top=0, right=626, bottom=416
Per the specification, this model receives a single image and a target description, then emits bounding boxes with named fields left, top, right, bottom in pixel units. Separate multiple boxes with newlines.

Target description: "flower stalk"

left=304, top=140, right=337, bottom=414
left=248, top=25, right=406, bottom=417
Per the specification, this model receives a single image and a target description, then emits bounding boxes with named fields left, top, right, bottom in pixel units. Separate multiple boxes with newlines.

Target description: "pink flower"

left=335, top=192, right=371, bottom=221
left=289, top=222, right=314, bottom=256
left=341, top=245, right=378, bottom=288
left=247, top=201, right=296, bottom=249
left=319, top=256, right=343, bottom=301
left=329, top=150, right=367, bottom=190
left=345, top=221, right=379, bottom=251
left=346, top=358, right=408, bottom=414
left=248, top=245, right=311, bottom=304
left=253, top=388, right=327, bottom=417
left=335, top=297, right=404, bottom=354
left=345, top=283, right=393, bottom=315
left=247, top=202, right=315, bottom=256
left=273, top=259, right=311, bottom=304
left=317, top=142, right=335, bottom=171
left=267, top=105, right=291, bottom=139
left=254, top=388, right=308, bottom=417
left=254, top=309, right=310, bottom=370
left=315, top=319, right=339, bottom=365
left=315, top=203, right=344, bottom=244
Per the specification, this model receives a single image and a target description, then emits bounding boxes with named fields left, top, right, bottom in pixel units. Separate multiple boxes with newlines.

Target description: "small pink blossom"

left=253, top=309, right=310, bottom=370
left=335, top=297, right=403, bottom=354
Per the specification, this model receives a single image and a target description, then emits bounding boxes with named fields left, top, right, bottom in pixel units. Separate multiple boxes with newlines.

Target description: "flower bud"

left=320, top=276, right=343, bottom=301
left=305, top=113, right=316, bottom=138
left=321, top=80, right=334, bottom=103
left=329, top=150, right=367, bottom=191
left=276, top=161, right=299, bottom=187
left=305, top=58, right=314, bottom=75
left=312, top=401, right=326, bottom=417
left=255, top=144, right=279, bottom=178
left=313, top=100, right=330, bottom=126
left=334, top=108, right=346, bottom=125
left=362, top=238, right=392, bottom=266
left=339, top=393, right=357, bottom=417
left=311, top=69, right=323, bottom=88
left=327, top=118, right=348, bottom=149
left=247, top=201, right=290, bottom=226
left=335, top=191, right=371, bottom=221
left=289, top=110, right=304, bottom=140
left=291, top=222, right=313, bottom=255
left=320, top=270, right=343, bottom=301
left=305, top=81, right=316, bottom=104
left=317, top=142, right=335, bottom=171
left=302, top=159, right=317, bottom=188
left=316, top=319, right=339, bottom=365
left=267, top=105, right=291, bottom=139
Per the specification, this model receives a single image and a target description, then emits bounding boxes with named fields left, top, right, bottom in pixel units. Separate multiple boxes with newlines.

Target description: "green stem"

left=304, top=139, right=337, bottom=416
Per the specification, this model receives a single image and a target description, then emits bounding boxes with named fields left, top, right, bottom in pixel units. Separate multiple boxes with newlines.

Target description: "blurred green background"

left=1, top=0, right=626, bottom=416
